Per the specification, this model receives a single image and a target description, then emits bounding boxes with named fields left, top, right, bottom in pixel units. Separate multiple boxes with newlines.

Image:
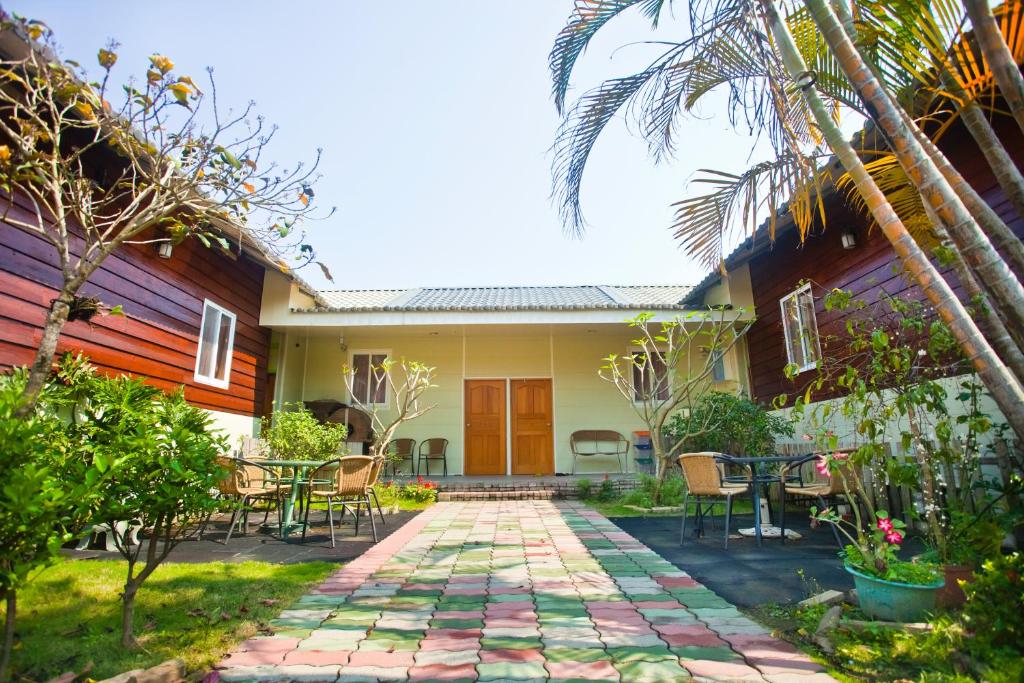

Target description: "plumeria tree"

left=600, top=309, right=754, bottom=503
left=342, top=358, right=437, bottom=462
left=0, top=16, right=332, bottom=410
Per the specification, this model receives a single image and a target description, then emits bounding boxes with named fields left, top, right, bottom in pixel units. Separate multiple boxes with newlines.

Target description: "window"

left=630, top=348, right=670, bottom=401
left=711, top=349, right=727, bottom=382
left=780, top=283, right=820, bottom=373
left=350, top=351, right=389, bottom=405
left=194, top=299, right=236, bottom=388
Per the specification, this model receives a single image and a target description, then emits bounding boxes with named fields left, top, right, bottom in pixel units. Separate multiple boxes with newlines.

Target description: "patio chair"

left=417, top=438, right=448, bottom=476
left=207, top=456, right=290, bottom=543
left=301, top=455, right=377, bottom=547
left=385, top=438, right=416, bottom=477
left=678, top=453, right=751, bottom=550
left=367, top=455, right=388, bottom=527
left=779, top=456, right=859, bottom=548
left=569, top=430, right=630, bottom=473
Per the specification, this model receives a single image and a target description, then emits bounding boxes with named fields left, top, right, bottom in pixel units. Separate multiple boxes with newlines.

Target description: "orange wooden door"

left=464, top=380, right=506, bottom=475
left=511, top=379, right=554, bottom=475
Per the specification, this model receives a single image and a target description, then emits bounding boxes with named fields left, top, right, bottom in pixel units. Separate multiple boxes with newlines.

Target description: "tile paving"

left=216, top=501, right=836, bottom=682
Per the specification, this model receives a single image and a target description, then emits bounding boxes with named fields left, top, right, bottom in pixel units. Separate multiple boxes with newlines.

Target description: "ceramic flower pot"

left=845, top=563, right=944, bottom=622
left=936, top=564, right=974, bottom=609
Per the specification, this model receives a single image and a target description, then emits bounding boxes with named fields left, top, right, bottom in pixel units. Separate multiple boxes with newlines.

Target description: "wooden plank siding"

left=0, top=192, right=271, bottom=416
left=746, top=116, right=1024, bottom=405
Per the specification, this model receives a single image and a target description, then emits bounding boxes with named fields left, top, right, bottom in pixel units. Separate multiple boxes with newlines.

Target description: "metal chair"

left=678, top=453, right=751, bottom=549
left=779, top=456, right=859, bottom=548
left=569, top=430, right=630, bottom=473
left=206, top=456, right=289, bottom=543
left=385, top=438, right=417, bottom=476
left=416, top=438, right=448, bottom=476
left=301, top=455, right=377, bottom=547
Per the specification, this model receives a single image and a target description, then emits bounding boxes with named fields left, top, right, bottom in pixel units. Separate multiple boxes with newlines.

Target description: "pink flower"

left=877, top=517, right=893, bottom=532
left=832, top=451, right=849, bottom=461
left=815, top=456, right=831, bottom=477
left=801, top=433, right=813, bottom=441
left=885, top=530, right=903, bottom=545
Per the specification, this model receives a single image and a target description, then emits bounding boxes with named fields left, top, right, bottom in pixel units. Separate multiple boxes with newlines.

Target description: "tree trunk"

left=805, top=0, right=1024, bottom=343
left=940, top=68, right=1024, bottom=228
left=760, top=0, right=1024, bottom=442
left=15, top=289, right=74, bottom=415
left=0, top=591, right=14, bottom=683
left=964, top=0, right=1024, bottom=137
left=121, top=579, right=140, bottom=649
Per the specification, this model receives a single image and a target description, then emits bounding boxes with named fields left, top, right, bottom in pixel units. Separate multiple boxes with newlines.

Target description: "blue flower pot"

left=845, top=563, right=944, bottom=622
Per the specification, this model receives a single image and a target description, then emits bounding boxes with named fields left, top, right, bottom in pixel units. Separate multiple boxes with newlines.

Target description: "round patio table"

left=259, top=459, right=332, bottom=539
left=715, top=454, right=815, bottom=547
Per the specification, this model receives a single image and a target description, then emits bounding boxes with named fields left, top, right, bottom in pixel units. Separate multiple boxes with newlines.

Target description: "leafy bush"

left=962, top=553, right=1023, bottom=655
left=262, top=403, right=347, bottom=461
left=402, top=477, right=438, bottom=503
left=576, top=479, right=592, bottom=499
left=595, top=478, right=616, bottom=503
left=619, top=474, right=686, bottom=508
left=666, top=391, right=793, bottom=455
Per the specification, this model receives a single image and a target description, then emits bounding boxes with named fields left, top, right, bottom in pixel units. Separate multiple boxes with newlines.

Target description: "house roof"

left=309, top=285, right=694, bottom=312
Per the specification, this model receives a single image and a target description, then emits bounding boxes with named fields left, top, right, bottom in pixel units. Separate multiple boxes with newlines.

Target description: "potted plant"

left=813, top=453, right=943, bottom=622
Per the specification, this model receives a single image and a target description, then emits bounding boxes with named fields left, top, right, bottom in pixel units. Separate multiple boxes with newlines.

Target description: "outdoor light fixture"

left=157, top=242, right=174, bottom=259
left=339, top=334, right=347, bottom=352
left=841, top=231, right=856, bottom=250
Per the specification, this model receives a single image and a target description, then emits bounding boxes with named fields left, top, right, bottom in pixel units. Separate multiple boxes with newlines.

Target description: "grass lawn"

left=4, top=558, right=335, bottom=680
left=586, top=497, right=755, bottom=518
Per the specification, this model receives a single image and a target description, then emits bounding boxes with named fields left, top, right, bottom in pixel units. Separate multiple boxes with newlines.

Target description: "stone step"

left=438, top=489, right=557, bottom=501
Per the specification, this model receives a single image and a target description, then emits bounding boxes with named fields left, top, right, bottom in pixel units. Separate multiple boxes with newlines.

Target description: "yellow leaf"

left=97, top=48, right=117, bottom=69
left=75, top=101, right=95, bottom=119
left=149, top=54, right=174, bottom=74
left=0, top=145, right=10, bottom=163
left=298, top=193, right=309, bottom=206
left=242, top=182, right=255, bottom=194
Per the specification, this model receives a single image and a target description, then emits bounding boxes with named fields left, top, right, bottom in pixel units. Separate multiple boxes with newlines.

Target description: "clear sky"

left=12, top=1, right=779, bottom=292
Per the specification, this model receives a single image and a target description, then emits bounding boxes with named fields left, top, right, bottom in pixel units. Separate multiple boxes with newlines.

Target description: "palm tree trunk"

left=760, top=0, right=1024, bottom=441
left=940, top=68, right=1024, bottom=226
left=804, top=0, right=1024, bottom=355
left=964, top=0, right=1024, bottom=136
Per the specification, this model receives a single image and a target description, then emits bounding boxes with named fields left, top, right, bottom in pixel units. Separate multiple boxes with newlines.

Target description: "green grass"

left=588, top=498, right=755, bottom=518
left=4, top=558, right=335, bottom=680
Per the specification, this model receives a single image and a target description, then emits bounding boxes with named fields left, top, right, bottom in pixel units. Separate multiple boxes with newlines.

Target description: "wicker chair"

left=385, top=438, right=416, bottom=476
left=301, top=455, right=377, bottom=547
left=208, top=456, right=290, bottom=543
left=366, top=455, right=388, bottom=526
left=416, top=438, right=448, bottom=476
left=779, top=456, right=859, bottom=547
left=678, top=453, right=751, bottom=549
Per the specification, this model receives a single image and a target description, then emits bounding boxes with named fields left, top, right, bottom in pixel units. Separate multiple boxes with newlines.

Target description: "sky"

left=13, top=1, right=779, bottom=292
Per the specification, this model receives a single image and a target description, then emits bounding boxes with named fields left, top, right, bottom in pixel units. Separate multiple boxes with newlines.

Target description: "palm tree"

left=964, top=0, right=1024, bottom=135
left=549, top=0, right=1024, bottom=439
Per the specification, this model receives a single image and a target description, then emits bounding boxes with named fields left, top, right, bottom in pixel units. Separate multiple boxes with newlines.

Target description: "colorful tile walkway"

left=216, top=501, right=836, bottom=682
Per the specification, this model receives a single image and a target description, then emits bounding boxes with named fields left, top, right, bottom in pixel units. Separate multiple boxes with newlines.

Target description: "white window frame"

left=628, top=345, right=670, bottom=403
left=779, top=283, right=821, bottom=374
left=348, top=349, right=391, bottom=408
left=193, top=298, right=237, bottom=389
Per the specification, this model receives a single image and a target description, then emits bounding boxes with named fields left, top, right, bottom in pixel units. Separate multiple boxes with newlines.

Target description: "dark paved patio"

left=612, top=512, right=854, bottom=608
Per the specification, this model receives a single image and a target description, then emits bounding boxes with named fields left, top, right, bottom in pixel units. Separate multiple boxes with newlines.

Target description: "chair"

left=779, top=456, right=859, bottom=548
left=417, top=438, right=448, bottom=476
left=385, top=438, right=417, bottom=476
left=367, top=455, right=388, bottom=527
left=569, top=430, right=630, bottom=473
left=206, top=456, right=290, bottom=543
left=301, top=456, right=377, bottom=547
left=678, top=453, right=751, bottom=549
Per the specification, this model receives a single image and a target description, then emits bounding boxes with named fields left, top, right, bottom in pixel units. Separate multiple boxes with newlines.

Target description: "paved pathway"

left=216, top=501, right=836, bottom=682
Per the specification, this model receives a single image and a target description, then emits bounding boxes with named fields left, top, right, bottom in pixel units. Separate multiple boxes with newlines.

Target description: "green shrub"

left=262, top=403, right=347, bottom=461
left=666, top=391, right=793, bottom=455
left=596, top=478, right=616, bottom=503
left=619, top=473, right=686, bottom=508
left=401, top=477, right=438, bottom=503
left=576, top=479, right=592, bottom=499
left=962, top=553, right=1023, bottom=655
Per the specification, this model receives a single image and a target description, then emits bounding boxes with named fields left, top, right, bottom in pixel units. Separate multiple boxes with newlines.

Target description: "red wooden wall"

left=746, top=115, right=1024, bottom=405
left=0, top=193, right=270, bottom=416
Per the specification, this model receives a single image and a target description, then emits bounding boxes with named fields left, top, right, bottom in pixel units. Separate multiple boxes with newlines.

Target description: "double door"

left=464, top=378, right=553, bottom=475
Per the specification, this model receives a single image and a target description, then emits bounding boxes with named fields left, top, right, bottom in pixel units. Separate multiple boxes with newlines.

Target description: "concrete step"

left=438, top=489, right=557, bottom=501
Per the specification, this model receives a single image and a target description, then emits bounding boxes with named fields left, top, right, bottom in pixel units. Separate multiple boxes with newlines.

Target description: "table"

left=259, top=459, right=331, bottom=538
left=715, top=454, right=814, bottom=546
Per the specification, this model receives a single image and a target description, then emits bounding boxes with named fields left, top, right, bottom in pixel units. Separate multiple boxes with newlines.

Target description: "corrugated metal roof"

left=303, top=284, right=694, bottom=312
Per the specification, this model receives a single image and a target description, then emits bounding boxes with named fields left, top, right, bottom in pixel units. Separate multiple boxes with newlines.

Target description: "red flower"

left=885, top=530, right=903, bottom=545
left=877, top=517, right=894, bottom=532
left=417, top=475, right=424, bottom=484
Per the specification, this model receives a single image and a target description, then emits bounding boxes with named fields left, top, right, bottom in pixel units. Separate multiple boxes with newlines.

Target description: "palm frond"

left=549, top=0, right=672, bottom=114
left=835, top=152, right=934, bottom=242
left=670, top=152, right=828, bottom=273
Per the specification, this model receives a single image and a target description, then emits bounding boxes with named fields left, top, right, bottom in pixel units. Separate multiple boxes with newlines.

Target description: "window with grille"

left=630, top=348, right=670, bottom=401
left=350, top=351, right=389, bottom=405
